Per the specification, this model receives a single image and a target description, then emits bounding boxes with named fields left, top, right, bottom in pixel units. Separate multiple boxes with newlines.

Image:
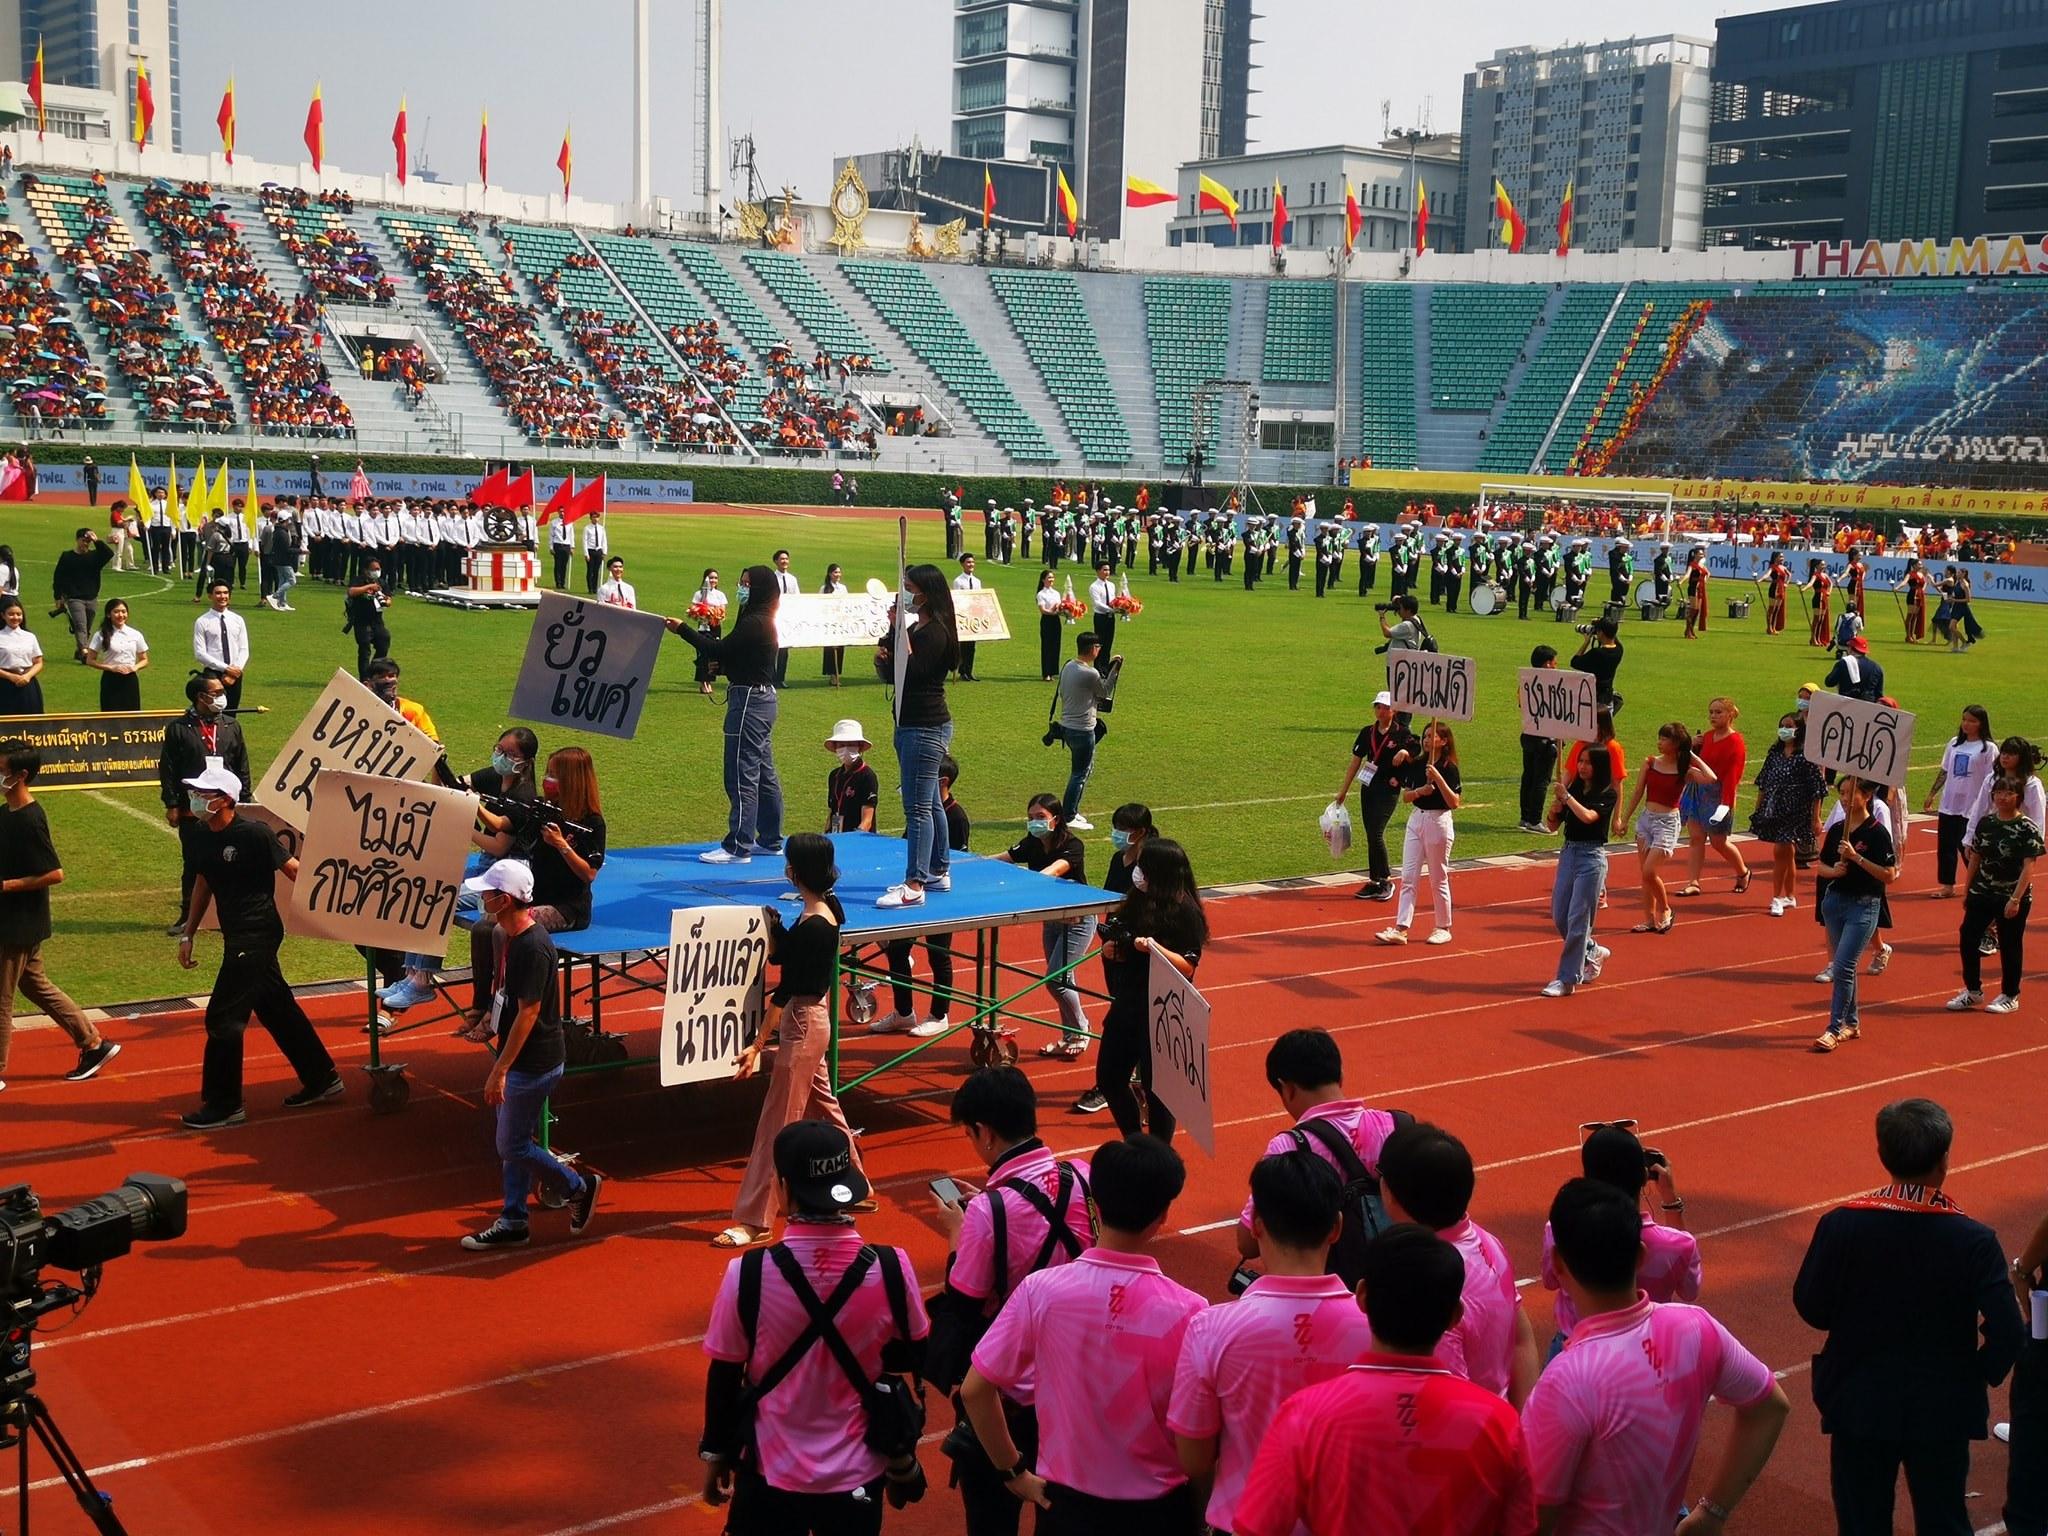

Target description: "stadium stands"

left=1263, top=281, right=1334, bottom=385
left=1143, top=276, right=1233, bottom=468
left=1541, top=282, right=1732, bottom=473
left=987, top=268, right=1130, bottom=465
left=669, top=243, right=788, bottom=357
left=258, top=186, right=395, bottom=308
left=1477, top=285, right=1619, bottom=475
left=1356, top=285, right=1418, bottom=470
left=0, top=225, right=108, bottom=432
left=1428, top=284, right=1547, bottom=411
left=742, top=251, right=889, bottom=374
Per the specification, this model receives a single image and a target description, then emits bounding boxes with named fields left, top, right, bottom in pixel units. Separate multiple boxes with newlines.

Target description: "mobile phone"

left=1227, top=1261, right=1260, bottom=1297
left=1642, top=1147, right=1668, bottom=1173
left=929, top=1177, right=966, bottom=1207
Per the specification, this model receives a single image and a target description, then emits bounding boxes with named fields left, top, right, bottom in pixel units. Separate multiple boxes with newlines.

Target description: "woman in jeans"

left=1950, top=775, right=2044, bottom=1015
left=717, top=833, right=865, bottom=1249
left=1376, top=720, right=1463, bottom=947
left=1092, top=838, right=1205, bottom=1133
left=1334, top=690, right=1412, bottom=903
left=1751, top=712, right=1828, bottom=917
left=1811, top=777, right=1899, bottom=1053
left=876, top=564, right=959, bottom=909
left=993, top=794, right=1096, bottom=1060
left=1542, top=748, right=1618, bottom=997
left=666, top=565, right=784, bottom=863
left=1924, top=704, right=1994, bottom=896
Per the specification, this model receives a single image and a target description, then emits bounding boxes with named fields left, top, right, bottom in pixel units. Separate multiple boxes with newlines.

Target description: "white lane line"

left=88, top=790, right=178, bottom=837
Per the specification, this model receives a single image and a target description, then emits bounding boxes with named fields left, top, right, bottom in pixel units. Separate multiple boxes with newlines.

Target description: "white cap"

left=1615, top=538, right=1632, bottom=547
left=1372, top=690, right=1393, bottom=708
left=463, top=859, right=535, bottom=902
left=824, top=718, right=872, bottom=750
left=182, top=756, right=242, bottom=801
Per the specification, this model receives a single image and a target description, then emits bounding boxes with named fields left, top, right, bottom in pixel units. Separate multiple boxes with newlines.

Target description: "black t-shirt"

left=942, top=797, right=971, bottom=853
left=1820, top=818, right=1897, bottom=902
left=0, top=800, right=59, bottom=947
left=530, top=810, right=606, bottom=928
left=1104, top=849, right=1137, bottom=896
left=1006, top=829, right=1085, bottom=884
left=1104, top=901, right=1205, bottom=1021
left=1409, top=758, right=1462, bottom=812
left=828, top=762, right=880, bottom=831
left=1560, top=784, right=1619, bottom=844
left=493, top=921, right=565, bottom=1074
left=193, top=815, right=289, bottom=947
left=771, top=908, right=841, bottom=1004
left=1572, top=644, right=1623, bottom=704
left=346, top=586, right=385, bottom=628
left=1349, top=722, right=1414, bottom=798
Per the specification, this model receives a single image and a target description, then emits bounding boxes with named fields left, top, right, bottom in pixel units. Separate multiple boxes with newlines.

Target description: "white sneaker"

left=1426, top=928, right=1453, bottom=946
left=926, top=873, right=952, bottom=892
left=1769, top=897, right=1788, bottom=917
left=1815, top=966, right=1835, bottom=983
left=1946, top=989, right=1983, bottom=1011
left=867, top=1012, right=915, bottom=1034
left=1375, top=927, right=1408, bottom=945
left=1066, top=816, right=1094, bottom=831
left=1867, top=943, right=1893, bottom=975
left=1589, top=944, right=1612, bottom=970
left=908, top=1018, right=951, bottom=1038
left=876, top=884, right=925, bottom=909
left=699, top=847, right=749, bottom=865
left=1781, top=896, right=1798, bottom=910
left=1986, top=994, right=2021, bottom=1014
left=1541, top=980, right=1571, bottom=998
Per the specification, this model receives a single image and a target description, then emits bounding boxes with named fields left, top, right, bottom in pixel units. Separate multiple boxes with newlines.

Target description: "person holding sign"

left=1811, top=777, right=1900, bottom=1053
left=1088, top=839, right=1205, bottom=1131
left=1375, top=722, right=1463, bottom=948
left=1543, top=748, right=1619, bottom=998
left=455, top=859, right=602, bottom=1250
left=718, top=834, right=866, bottom=1250
left=665, top=565, right=785, bottom=865
left=175, top=760, right=342, bottom=1129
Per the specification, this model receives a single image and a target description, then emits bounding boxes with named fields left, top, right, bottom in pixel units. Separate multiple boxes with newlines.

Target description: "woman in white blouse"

left=0, top=596, right=44, bottom=715
left=0, top=542, right=19, bottom=595
left=596, top=556, right=636, bottom=610
left=819, top=562, right=848, bottom=687
left=1924, top=705, right=1997, bottom=897
left=86, top=599, right=149, bottom=712
left=690, top=567, right=726, bottom=697
left=1035, top=568, right=1063, bottom=680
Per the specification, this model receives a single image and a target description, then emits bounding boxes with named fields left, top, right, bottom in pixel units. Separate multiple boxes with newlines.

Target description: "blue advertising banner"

left=30, top=464, right=694, bottom=505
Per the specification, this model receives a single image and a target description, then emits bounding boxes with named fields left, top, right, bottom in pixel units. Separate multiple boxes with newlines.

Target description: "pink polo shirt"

left=1236, top=1100, right=1402, bottom=1231
left=1521, top=1295, right=1776, bottom=1536
left=971, top=1247, right=1206, bottom=1500
left=1168, top=1273, right=1377, bottom=1532
left=950, top=1145, right=1094, bottom=1310
left=1435, top=1216, right=1524, bottom=1397
left=1540, top=1214, right=1702, bottom=1335
left=703, top=1228, right=931, bottom=1494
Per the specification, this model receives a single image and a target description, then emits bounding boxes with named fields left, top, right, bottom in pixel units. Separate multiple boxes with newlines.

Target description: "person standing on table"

left=990, top=795, right=1095, bottom=1062
left=1083, top=838, right=1205, bottom=1126
left=875, top=565, right=959, bottom=911
left=52, top=526, right=114, bottom=662
left=455, top=858, right=602, bottom=1251
left=0, top=741, right=121, bottom=1092
left=85, top=600, right=148, bottom=712
left=175, top=760, right=343, bottom=1129
left=715, top=834, right=868, bottom=1251
left=953, top=553, right=984, bottom=682
left=769, top=548, right=799, bottom=686
left=1926, top=705, right=1997, bottom=898
left=1542, top=745, right=1618, bottom=997
left=666, top=565, right=784, bottom=865
left=193, top=580, right=250, bottom=714
left=1335, top=689, right=1414, bottom=902
left=1949, top=775, right=2042, bottom=1016
left=1539, top=1126, right=1701, bottom=1355
left=157, top=674, right=253, bottom=937
left=1795, top=1097, right=2025, bottom=1536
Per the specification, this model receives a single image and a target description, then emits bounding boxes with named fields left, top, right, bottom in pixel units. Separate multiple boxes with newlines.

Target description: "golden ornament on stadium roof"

left=827, top=159, right=869, bottom=255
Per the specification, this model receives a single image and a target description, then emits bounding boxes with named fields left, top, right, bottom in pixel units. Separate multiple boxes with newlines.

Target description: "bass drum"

left=1469, top=582, right=1507, bottom=616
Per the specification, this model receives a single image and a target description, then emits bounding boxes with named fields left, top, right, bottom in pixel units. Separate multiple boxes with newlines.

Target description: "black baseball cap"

left=773, top=1121, right=870, bottom=1214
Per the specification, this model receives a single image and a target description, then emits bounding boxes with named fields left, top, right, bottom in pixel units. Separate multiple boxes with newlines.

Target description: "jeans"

left=896, top=720, right=953, bottom=884
left=1396, top=809, right=1455, bottom=931
left=1962, top=888, right=2031, bottom=997
left=271, top=561, right=298, bottom=604
left=1821, top=887, right=1883, bottom=1033
left=1059, top=725, right=1097, bottom=821
left=1358, top=786, right=1398, bottom=885
left=1551, top=842, right=1607, bottom=985
left=722, top=684, right=784, bottom=853
left=1043, top=915, right=1097, bottom=1038
left=494, top=1063, right=585, bottom=1223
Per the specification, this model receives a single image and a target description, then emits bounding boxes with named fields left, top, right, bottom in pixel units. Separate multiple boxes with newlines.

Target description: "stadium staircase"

left=105, top=187, right=253, bottom=426
left=1353, top=283, right=1418, bottom=470
left=9, top=174, right=144, bottom=435
left=668, top=241, right=789, bottom=360
left=923, top=263, right=1084, bottom=464
left=478, top=223, right=637, bottom=425
left=587, top=234, right=768, bottom=444
left=1480, top=284, right=1621, bottom=475
left=984, top=267, right=1131, bottom=466
left=1141, top=275, right=1234, bottom=470
left=1078, top=273, right=1164, bottom=467
left=1541, top=282, right=1734, bottom=473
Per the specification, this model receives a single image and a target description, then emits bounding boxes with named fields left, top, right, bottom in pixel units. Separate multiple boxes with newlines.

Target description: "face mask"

left=197, top=693, right=225, bottom=716
left=736, top=585, right=750, bottom=604
left=834, top=747, right=861, bottom=766
left=1027, top=818, right=1053, bottom=836
left=1131, top=866, right=1149, bottom=892
left=1110, top=829, right=1131, bottom=850
left=1778, top=726, right=1798, bottom=743
left=366, top=569, right=381, bottom=583
left=491, top=751, right=521, bottom=778
left=188, top=792, right=218, bottom=818
left=0, top=776, right=17, bottom=795
left=1795, top=697, right=1810, bottom=711
left=542, top=776, right=561, bottom=799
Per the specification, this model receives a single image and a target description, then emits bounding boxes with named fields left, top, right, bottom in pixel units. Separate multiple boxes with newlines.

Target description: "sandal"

left=1630, top=921, right=1657, bottom=933
left=1675, top=883, right=1703, bottom=898
left=711, top=1224, right=772, bottom=1249
left=1038, top=1039, right=1087, bottom=1060
left=1733, top=870, right=1752, bottom=894
left=1654, top=916, right=1675, bottom=934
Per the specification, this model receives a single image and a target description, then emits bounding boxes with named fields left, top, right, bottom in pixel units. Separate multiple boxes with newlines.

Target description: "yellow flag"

left=189, top=456, right=207, bottom=526
left=127, top=453, right=148, bottom=513
left=245, top=461, right=259, bottom=536
left=210, top=458, right=231, bottom=522
left=167, top=455, right=181, bottom=529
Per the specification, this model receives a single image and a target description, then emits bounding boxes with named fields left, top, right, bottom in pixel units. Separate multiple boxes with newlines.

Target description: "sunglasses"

left=1578, top=1118, right=1639, bottom=1144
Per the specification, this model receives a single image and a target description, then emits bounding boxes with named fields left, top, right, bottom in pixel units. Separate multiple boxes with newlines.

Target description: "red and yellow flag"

left=393, top=96, right=409, bottom=187
left=1494, top=178, right=1526, bottom=253
left=1416, top=177, right=1429, bottom=253
left=1343, top=177, right=1361, bottom=255
left=557, top=126, right=573, bottom=198
left=304, top=82, right=325, bottom=173
left=1125, top=174, right=1174, bottom=209
left=1056, top=166, right=1078, bottom=238
left=1556, top=178, right=1575, bottom=258
left=216, top=76, right=235, bottom=162
left=132, top=59, right=155, bottom=148
left=478, top=108, right=490, bottom=188
left=28, top=37, right=45, bottom=141
left=1196, top=173, right=1238, bottom=229
left=982, top=165, right=995, bottom=230
left=1271, top=180, right=1289, bottom=252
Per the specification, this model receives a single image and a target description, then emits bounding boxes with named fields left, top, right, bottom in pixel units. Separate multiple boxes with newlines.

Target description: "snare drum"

left=1469, top=582, right=1506, bottom=616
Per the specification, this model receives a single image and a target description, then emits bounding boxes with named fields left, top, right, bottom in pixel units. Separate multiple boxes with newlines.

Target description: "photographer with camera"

left=346, top=560, right=393, bottom=678
left=1049, top=631, right=1119, bottom=833
left=701, top=1119, right=931, bottom=1530
left=1571, top=615, right=1625, bottom=717
left=1539, top=1125, right=1699, bottom=1357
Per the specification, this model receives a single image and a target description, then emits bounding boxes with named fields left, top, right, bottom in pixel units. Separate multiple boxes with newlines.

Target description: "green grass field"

left=5, top=500, right=2043, bottom=1008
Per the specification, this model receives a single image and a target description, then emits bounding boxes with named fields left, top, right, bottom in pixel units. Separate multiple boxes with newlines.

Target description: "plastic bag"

left=1319, top=801, right=1353, bottom=860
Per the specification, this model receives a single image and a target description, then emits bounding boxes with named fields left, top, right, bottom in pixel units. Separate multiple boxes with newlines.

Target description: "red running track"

left=3, top=834, right=2036, bottom=1536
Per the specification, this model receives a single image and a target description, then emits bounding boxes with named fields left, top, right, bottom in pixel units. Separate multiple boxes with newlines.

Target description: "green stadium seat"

left=988, top=269, right=1130, bottom=465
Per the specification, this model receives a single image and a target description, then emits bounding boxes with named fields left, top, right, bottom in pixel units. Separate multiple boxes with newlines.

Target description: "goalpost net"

left=1475, top=483, right=1677, bottom=539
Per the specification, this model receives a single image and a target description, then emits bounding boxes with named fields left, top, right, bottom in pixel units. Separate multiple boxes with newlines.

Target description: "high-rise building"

left=0, top=0, right=182, bottom=148
left=1705, top=0, right=2048, bottom=249
left=952, top=0, right=1253, bottom=242
left=1457, top=34, right=1713, bottom=254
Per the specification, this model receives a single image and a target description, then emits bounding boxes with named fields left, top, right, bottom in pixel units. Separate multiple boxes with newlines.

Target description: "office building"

left=0, top=0, right=181, bottom=149
left=1458, top=34, right=1713, bottom=254
left=1166, top=137, right=1462, bottom=250
left=1706, top=0, right=2048, bottom=248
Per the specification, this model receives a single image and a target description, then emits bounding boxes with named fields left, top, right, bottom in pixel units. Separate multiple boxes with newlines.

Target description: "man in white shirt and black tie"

left=193, top=580, right=251, bottom=713
left=952, top=554, right=983, bottom=681
left=581, top=509, right=609, bottom=595
left=771, top=548, right=799, bottom=685
left=550, top=509, right=575, bottom=590
left=147, top=488, right=174, bottom=575
left=1088, top=561, right=1119, bottom=654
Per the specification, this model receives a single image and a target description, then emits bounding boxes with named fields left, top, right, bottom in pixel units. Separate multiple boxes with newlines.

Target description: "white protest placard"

left=200, top=803, right=302, bottom=934
left=1517, top=667, right=1600, bottom=743
left=1805, top=692, right=1918, bottom=788
left=509, top=592, right=667, bottom=740
left=1147, top=948, right=1214, bottom=1156
left=256, top=669, right=442, bottom=832
left=291, top=772, right=480, bottom=959
left=660, top=904, right=771, bottom=1087
left=1387, top=650, right=1477, bottom=722
left=953, top=589, right=1011, bottom=642
left=774, top=588, right=1013, bottom=649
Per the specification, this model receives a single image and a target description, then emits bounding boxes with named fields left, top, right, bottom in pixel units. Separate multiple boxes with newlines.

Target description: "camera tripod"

left=3, top=1391, right=127, bottom=1534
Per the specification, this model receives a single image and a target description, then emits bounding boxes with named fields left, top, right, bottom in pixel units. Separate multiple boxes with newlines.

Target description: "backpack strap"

left=738, top=1245, right=765, bottom=1358
left=986, top=1184, right=1009, bottom=1301
left=874, top=1244, right=915, bottom=1345
left=1290, top=1116, right=1374, bottom=1187
left=741, top=1244, right=877, bottom=1408
left=989, top=1163, right=1092, bottom=1300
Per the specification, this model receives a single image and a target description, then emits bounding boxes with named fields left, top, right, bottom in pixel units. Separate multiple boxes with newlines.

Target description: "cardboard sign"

left=1147, top=948, right=1214, bottom=1156
left=200, top=804, right=302, bottom=934
left=1517, top=667, right=1600, bottom=743
left=660, top=904, right=771, bottom=1087
left=509, top=593, right=667, bottom=740
left=773, top=588, right=1011, bottom=649
left=1387, top=651, right=1476, bottom=722
left=1805, top=692, right=1918, bottom=788
left=291, top=772, right=479, bottom=958
left=256, top=669, right=440, bottom=832
left=953, top=589, right=1011, bottom=642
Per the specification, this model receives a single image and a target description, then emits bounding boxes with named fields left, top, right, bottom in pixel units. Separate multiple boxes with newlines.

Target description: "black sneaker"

left=1372, top=882, right=1397, bottom=902
left=460, top=1220, right=530, bottom=1250
left=181, top=1103, right=247, bottom=1130
left=1071, top=1089, right=1109, bottom=1115
left=65, top=1040, right=122, bottom=1081
left=282, top=1074, right=344, bottom=1108
left=569, top=1169, right=604, bottom=1235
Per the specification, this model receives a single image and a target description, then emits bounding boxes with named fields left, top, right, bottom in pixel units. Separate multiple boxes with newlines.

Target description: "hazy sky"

left=179, top=0, right=1739, bottom=207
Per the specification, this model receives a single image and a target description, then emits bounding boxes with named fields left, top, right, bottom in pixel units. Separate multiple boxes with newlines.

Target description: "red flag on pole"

left=392, top=97, right=409, bottom=187
left=1493, top=179, right=1526, bottom=254
left=1272, top=180, right=1289, bottom=253
left=29, top=38, right=45, bottom=141
left=982, top=166, right=995, bottom=231
left=556, top=127, right=572, bottom=199
left=1417, top=177, right=1430, bottom=253
left=1343, top=177, right=1361, bottom=255
left=539, top=473, right=575, bottom=525
left=479, top=108, right=490, bottom=189
left=563, top=473, right=607, bottom=526
left=470, top=465, right=510, bottom=507
left=132, top=60, right=155, bottom=148
left=503, top=469, right=536, bottom=511
left=304, top=82, right=325, bottom=174
left=216, top=77, right=235, bottom=162
left=1556, top=179, right=1575, bottom=258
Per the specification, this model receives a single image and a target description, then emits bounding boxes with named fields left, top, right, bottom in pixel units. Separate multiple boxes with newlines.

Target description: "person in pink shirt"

left=1174, top=1150, right=1378, bottom=1533
left=698, top=1120, right=932, bottom=1532
left=1382, top=1121, right=1541, bottom=1407
left=1234, top=1224, right=1539, bottom=1536
left=925, top=1067, right=1096, bottom=1536
left=1540, top=1124, right=1701, bottom=1352
left=1522, top=1179, right=1789, bottom=1535
left=1236, top=1028, right=1407, bottom=1274
left=963, top=1134, right=1205, bottom=1534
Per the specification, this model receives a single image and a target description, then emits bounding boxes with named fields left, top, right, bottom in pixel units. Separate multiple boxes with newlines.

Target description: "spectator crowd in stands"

left=258, top=185, right=396, bottom=308
left=0, top=229, right=107, bottom=432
